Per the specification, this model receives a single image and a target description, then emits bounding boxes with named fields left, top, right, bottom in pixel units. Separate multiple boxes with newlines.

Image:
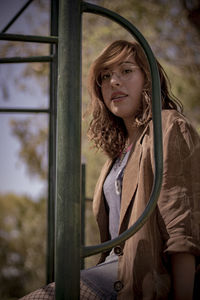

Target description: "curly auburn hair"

left=87, top=40, right=183, bottom=159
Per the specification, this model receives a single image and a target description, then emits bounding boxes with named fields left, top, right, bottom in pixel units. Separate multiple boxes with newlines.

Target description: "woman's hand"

left=171, top=252, right=195, bottom=300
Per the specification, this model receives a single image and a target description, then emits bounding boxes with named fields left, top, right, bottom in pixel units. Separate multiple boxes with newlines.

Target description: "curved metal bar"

left=81, top=2, right=163, bottom=258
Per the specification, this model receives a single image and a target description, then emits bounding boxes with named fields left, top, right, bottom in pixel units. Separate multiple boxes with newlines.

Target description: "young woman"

left=21, top=40, right=200, bottom=300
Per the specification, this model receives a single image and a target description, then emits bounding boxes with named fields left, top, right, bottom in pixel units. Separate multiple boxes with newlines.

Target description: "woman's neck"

left=124, top=119, right=138, bottom=146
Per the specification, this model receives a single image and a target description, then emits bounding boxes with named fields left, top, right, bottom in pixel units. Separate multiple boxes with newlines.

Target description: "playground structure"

left=0, top=1, right=163, bottom=299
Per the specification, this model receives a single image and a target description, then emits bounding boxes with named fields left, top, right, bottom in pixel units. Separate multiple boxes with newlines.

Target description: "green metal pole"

left=56, top=0, right=82, bottom=298
left=46, top=0, right=59, bottom=284
left=81, top=163, right=86, bottom=270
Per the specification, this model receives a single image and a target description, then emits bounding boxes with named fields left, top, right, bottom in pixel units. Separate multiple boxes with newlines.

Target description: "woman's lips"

left=111, top=92, right=128, bottom=101
left=112, top=96, right=127, bottom=103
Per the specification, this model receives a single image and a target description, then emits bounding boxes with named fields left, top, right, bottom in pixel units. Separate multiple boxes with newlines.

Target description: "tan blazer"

left=93, top=109, right=200, bottom=300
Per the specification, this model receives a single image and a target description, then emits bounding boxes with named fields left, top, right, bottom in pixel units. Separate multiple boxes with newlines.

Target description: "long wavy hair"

left=87, top=40, right=183, bottom=159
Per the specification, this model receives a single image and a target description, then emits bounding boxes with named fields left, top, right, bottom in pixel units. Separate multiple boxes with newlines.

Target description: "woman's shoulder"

left=161, top=109, right=199, bottom=137
left=147, top=109, right=185, bottom=135
left=160, top=110, right=200, bottom=157
left=161, top=109, right=186, bottom=126
left=146, top=109, right=200, bottom=147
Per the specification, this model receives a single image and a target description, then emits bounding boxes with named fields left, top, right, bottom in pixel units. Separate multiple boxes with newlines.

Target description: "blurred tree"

left=181, top=0, right=200, bottom=33
left=10, top=117, right=48, bottom=181
left=0, top=193, right=46, bottom=299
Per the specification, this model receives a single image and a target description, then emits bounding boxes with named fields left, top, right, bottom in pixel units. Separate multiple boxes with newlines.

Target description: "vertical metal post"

left=47, top=0, right=59, bottom=284
left=81, top=163, right=86, bottom=270
left=56, top=0, right=82, bottom=298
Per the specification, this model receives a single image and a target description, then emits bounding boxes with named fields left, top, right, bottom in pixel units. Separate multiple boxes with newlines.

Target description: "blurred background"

left=0, top=0, right=200, bottom=299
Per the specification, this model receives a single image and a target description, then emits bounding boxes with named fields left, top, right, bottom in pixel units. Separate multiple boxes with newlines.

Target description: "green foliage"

left=10, top=117, right=48, bottom=181
left=0, top=193, right=46, bottom=299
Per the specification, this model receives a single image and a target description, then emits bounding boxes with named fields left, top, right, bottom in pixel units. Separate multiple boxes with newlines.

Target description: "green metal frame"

left=0, top=0, right=163, bottom=299
left=0, top=0, right=59, bottom=284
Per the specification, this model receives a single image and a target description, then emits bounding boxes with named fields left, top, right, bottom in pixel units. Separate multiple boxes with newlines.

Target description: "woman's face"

left=100, top=55, right=145, bottom=124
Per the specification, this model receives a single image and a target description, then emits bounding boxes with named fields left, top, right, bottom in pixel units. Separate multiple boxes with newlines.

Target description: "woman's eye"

left=101, top=73, right=111, bottom=81
left=122, top=68, right=132, bottom=74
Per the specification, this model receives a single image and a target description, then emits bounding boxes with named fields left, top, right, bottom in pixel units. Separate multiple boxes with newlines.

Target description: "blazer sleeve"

left=157, top=117, right=200, bottom=256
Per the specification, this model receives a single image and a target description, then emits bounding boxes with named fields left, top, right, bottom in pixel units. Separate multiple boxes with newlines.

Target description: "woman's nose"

left=110, top=73, right=121, bottom=86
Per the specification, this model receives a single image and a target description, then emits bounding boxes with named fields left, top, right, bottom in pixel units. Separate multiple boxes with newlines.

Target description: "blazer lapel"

left=119, top=141, right=142, bottom=226
left=119, top=125, right=148, bottom=228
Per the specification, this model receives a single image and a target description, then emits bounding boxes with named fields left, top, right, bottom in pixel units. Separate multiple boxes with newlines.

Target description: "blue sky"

left=0, top=0, right=49, bottom=199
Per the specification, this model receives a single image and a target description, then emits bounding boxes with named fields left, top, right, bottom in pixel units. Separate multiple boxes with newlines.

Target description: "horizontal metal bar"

left=1, top=0, right=34, bottom=33
left=0, top=108, right=50, bottom=113
left=0, top=33, right=58, bottom=44
left=81, top=2, right=163, bottom=258
left=0, top=56, right=53, bottom=63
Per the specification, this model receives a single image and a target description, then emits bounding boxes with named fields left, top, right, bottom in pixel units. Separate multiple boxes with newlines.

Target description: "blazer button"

left=114, top=245, right=123, bottom=256
left=114, top=280, right=124, bottom=292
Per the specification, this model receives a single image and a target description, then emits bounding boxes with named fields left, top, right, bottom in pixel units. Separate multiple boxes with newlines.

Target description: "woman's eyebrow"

left=119, top=61, right=137, bottom=65
left=100, top=61, right=137, bottom=72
